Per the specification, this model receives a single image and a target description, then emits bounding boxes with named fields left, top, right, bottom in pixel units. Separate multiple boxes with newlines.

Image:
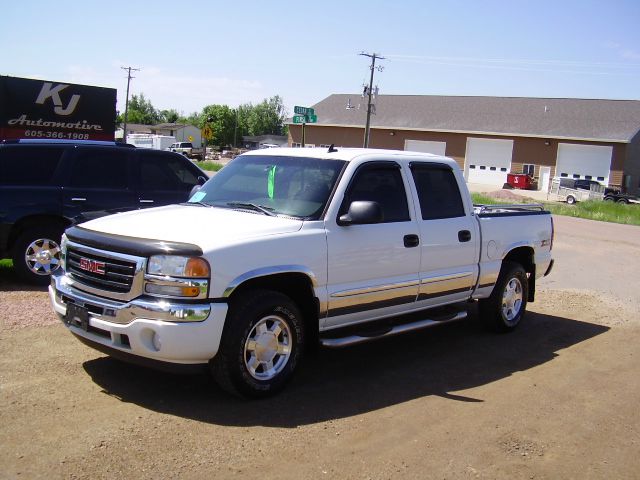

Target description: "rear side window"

left=137, top=152, right=199, bottom=191
left=411, top=164, right=465, bottom=220
left=68, top=149, right=129, bottom=189
left=0, top=146, right=64, bottom=185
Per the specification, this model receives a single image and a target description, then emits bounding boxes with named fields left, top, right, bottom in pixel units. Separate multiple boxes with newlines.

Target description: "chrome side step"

left=319, top=311, right=468, bottom=348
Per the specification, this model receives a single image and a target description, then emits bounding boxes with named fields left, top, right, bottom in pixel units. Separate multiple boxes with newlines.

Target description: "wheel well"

left=229, top=273, right=320, bottom=342
left=7, top=215, right=70, bottom=252
left=503, top=247, right=536, bottom=302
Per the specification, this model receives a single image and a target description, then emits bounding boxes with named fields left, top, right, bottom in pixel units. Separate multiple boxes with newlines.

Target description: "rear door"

left=133, top=150, right=204, bottom=208
left=408, top=162, right=479, bottom=306
left=61, top=147, right=137, bottom=223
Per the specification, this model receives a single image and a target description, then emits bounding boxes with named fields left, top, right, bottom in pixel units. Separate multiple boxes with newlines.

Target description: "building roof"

left=305, top=94, right=640, bottom=143
left=154, top=123, right=195, bottom=129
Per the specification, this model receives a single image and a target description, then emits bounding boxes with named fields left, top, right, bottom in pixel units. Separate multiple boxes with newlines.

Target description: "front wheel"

left=566, top=195, right=576, bottom=205
left=479, top=262, right=528, bottom=332
left=211, top=290, right=305, bottom=398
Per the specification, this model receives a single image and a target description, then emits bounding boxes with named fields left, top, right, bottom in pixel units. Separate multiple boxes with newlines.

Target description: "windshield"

left=188, top=154, right=346, bottom=219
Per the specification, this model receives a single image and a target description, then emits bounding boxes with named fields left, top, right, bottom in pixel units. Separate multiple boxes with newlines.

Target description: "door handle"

left=139, top=199, right=154, bottom=204
left=71, top=197, right=86, bottom=202
left=458, top=230, right=471, bottom=242
left=404, top=234, right=419, bottom=248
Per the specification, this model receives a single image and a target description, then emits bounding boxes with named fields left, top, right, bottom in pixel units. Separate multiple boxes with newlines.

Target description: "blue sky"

left=2, top=0, right=639, bottom=116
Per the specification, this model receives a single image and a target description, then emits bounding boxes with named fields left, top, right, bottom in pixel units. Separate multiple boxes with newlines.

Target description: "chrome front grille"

left=64, top=241, right=146, bottom=301
left=67, top=247, right=136, bottom=293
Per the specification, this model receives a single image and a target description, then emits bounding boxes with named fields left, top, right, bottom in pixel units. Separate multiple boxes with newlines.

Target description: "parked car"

left=167, top=142, right=205, bottom=161
left=557, top=178, right=638, bottom=204
left=0, top=139, right=208, bottom=284
left=50, top=147, right=554, bottom=398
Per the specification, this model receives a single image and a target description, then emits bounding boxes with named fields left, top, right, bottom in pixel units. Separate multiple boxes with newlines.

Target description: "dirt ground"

left=1, top=215, right=639, bottom=480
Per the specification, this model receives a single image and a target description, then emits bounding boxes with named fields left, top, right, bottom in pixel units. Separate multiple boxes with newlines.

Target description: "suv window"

left=341, top=163, right=410, bottom=223
left=411, top=164, right=465, bottom=220
left=68, top=149, right=129, bottom=189
left=0, top=146, right=65, bottom=185
left=138, top=152, right=199, bottom=191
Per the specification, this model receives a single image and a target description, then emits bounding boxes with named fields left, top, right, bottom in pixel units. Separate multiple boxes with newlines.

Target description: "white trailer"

left=127, top=134, right=176, bottom=151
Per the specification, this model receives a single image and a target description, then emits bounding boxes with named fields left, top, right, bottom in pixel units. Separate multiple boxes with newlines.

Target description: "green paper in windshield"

left=267, top=165, right=276, bottom=199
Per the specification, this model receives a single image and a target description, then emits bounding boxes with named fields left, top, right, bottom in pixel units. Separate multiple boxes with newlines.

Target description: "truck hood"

left=77, top=204, right=304, bottom=250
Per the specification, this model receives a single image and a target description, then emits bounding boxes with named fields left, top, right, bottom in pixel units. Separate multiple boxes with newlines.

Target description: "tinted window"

left=341, top=164, right=410, bottom=223
left=411, top=164, right=465, bottom=220
left=0, top=146, right=64, bottom=185
left=138, top=152, right=198, bottom=191
left=69, top=149, right=129, bottom=188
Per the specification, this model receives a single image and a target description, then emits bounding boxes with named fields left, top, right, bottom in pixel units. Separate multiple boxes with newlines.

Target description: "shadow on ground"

left=0, top=266, right=48, bottom=292
left=83, top=309, right=608, bottom=427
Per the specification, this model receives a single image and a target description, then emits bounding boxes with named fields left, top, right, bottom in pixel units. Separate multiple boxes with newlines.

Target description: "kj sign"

left=0, top=75, right=117, bottom=141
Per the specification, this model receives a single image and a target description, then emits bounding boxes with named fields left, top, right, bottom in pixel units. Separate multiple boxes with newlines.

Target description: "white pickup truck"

left=167, top=142, right=205, bottom=161
left=49, top=147, right=554, bottom=397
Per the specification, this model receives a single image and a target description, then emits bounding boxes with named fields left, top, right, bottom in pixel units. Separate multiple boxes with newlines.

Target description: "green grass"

left=0, top=259, right=13, bottom=270
left=471, top=193, right=640, bottom=226
left=197, top=161, right=225, bottom=172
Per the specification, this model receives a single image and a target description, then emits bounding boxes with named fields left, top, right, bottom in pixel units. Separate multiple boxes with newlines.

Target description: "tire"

left=479, top=261, right=528, bottom=333
left=566, top=195, right=576, bottom=205
left=617, top=198, right=628, bottom=204
left=211, top=289, right=305, bottom=398
left=12, top=225, right=64, bottom=285
left=604, top=196, right=614, bottom=202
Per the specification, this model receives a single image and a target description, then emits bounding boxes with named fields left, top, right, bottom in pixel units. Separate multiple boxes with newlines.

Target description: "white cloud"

left=63, top=65, right=266, bottom=114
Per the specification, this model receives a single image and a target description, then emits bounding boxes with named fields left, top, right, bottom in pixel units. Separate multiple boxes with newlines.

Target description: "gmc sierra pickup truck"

left=167, top=142, right=205, bottom=161
left=50, top=147, right=554, bottom=397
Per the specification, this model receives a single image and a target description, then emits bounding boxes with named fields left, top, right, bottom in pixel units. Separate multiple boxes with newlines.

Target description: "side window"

left=0, top=146, right=64, bottom=185
left=411, top=164, right=465, bottom=220
left=341, top=164, right=410, bottom=223
left=69, top=149, right=128, bottom=189
left=138, top=152, right=198, bottom=191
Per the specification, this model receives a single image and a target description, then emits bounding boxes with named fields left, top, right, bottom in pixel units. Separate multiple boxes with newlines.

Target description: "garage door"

left=405, top=140, right=447, bottom=156
left=556, top=144, right=612, bottom=185
left=465, top=138, right=513, bottom=185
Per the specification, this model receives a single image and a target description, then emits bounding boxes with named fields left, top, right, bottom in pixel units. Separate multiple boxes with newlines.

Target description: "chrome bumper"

left=50, top=272, right=211, bottom=324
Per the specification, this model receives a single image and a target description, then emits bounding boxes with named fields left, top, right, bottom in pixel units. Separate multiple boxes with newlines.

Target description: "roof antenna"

left=327, top=144, right=338, bottom=153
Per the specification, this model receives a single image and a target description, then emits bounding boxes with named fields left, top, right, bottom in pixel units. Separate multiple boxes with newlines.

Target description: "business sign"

left=0, top=75, right=117, bottom=141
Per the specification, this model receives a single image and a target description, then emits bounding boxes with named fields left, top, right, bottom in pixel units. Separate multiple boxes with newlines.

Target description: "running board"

left=319, top=311, right=468, bottom=348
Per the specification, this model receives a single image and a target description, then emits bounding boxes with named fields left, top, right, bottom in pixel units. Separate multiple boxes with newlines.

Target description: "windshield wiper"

left=226, top=202, right=276, bottom=216
left=181, top=201, right=212, bottom=207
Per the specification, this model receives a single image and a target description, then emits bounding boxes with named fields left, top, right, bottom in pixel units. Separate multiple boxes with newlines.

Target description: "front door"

left=324, top=162, right=420, bottom=328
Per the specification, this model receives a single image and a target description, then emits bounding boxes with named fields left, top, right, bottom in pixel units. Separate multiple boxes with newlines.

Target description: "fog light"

left=152, top=332, right=161, bottom=351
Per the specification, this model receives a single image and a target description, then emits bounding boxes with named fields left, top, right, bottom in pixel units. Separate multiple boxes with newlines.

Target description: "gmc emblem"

left=79, top=258, right=106, bottom=275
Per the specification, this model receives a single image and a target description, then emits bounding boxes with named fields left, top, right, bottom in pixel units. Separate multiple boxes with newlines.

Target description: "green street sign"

left=294, top=106, right=315, bottom=116
left=292, top=115, right=306, bottom=124
left=306, top=114, right=317, bottom=123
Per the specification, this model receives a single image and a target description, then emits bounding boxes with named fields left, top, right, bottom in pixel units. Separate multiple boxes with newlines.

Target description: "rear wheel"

left=211, top=289, right=305, bottom=398
left=12, top=225, right=64, bottom=285
left=566, top=195, right=576, bottom=205
left=617, top=198, right=629, bottom=204
left=479, top=262, right=528, bottom=332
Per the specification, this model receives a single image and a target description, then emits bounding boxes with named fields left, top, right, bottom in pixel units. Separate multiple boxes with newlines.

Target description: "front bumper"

left=50, top=273, right=228, bottom=366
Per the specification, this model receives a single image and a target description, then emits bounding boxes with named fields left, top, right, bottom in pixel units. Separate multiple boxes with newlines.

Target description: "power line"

left=359, top=52, right=384, bottom=148
left=121, top=66, right=140, bottom=143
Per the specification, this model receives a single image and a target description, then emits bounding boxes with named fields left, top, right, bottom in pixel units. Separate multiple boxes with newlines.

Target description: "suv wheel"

left=12, top=226, right=64, bottom=285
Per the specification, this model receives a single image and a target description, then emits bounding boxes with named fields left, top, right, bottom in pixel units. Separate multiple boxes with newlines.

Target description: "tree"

left=158, top=108, right=181, bottom=123
left=200, top=104, right=237, bottom=147
left=116, top=93, right=160, bottom=125
left=246, top=95, right=288, bottom=136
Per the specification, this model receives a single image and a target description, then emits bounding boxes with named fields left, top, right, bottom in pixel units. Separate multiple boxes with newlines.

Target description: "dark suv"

left=0, top=140, right=208, bottom=284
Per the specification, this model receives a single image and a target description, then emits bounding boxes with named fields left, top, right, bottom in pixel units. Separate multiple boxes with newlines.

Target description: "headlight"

left=147, top=255, right=210, bottom=278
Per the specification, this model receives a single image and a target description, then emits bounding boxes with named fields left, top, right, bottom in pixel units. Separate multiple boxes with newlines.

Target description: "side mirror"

left=197, top=175, right=207, bottom=186
left=338, top=201, right=383, bottom=226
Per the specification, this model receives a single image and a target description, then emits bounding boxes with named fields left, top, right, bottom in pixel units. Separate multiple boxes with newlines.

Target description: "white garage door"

left=405, top=140, right=447, bottom=156
left=465, top=138, right=513, bottom=186
left=556, top=144, right=612, bottom=185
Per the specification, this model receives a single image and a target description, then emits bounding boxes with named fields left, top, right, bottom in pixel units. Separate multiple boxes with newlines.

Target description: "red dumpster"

left=507, top=173, right=533, bottom=190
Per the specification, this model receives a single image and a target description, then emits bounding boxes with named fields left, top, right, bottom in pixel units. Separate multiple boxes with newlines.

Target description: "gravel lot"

left=1, top=215, right=639, bottom=479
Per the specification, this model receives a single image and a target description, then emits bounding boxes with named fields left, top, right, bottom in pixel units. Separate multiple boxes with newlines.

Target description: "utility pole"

left=121, top=66, right=140, bottom=143
left=359, top=52, right=384, bottom=148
